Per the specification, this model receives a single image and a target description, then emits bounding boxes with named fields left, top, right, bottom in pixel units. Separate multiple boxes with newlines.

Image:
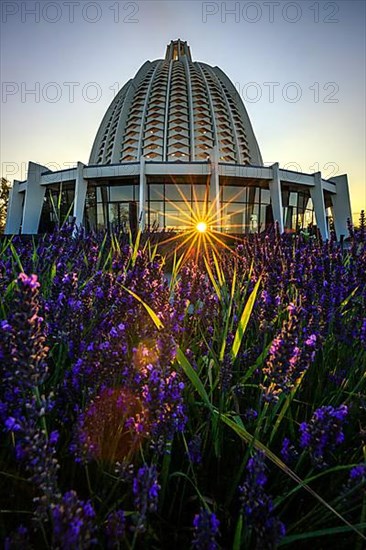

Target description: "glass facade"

left=41, top=179, right=315, bottom=234
left=282, top=189, right=314, bottom=232
left=39, top=184, right=75, bottom=232
left=85, top=182, right=139, bottom=231
left=147, top=181, right=208, bottom=230
left=220, top=185, right=273, bottom=233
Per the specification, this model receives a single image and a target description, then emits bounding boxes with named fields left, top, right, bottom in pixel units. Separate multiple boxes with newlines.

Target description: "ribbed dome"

left=89, top=40, right=262, bottom=166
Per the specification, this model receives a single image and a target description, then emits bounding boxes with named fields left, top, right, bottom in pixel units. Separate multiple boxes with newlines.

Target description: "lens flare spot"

left=133, top=339, right=159, bottom=371
left=196, top=221, right=207, bottom=233
left=79, top=387, right=149, bottom=463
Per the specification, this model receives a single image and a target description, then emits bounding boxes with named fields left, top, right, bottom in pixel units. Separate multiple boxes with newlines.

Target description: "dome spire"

left=165, top=39, right=192, bottom=62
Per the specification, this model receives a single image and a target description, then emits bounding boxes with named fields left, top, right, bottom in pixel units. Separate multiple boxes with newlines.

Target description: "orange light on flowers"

left=133, top=339, right=159, bottom=371
left=80, top=387, right=149, bottom=463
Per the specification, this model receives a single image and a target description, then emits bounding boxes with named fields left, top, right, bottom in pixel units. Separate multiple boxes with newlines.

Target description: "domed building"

left=5, top=39, right=351, bottom=239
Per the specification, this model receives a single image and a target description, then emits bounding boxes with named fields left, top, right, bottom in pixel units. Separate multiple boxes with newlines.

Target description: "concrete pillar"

left=139, top=156, right=146, bottom=230
left=73, top=162, right=88, bottom=228
left=22, top=162, right=49, bottom=234
left=329, top=174, right=352, bottom=240
left=269, top=163, right=284, bottom=233
left=310, top=172, right=328, bottom=240
left=210, top=146, right=221, bottom=231
left=5, top=180, right=23, bottom=234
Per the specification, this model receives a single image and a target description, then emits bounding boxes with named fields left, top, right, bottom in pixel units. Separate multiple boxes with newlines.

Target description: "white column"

left=73, top=162, right=87, bottom=228
left=22, top=162, right=49, bottom=234
left=5, top=180, right=23, bottom=234
left=310, top=172, right=328, bottom=240
left=330, top=174, right=352, bottom=240
left=139, top=156, right=146, bottom=230
left=269, top=163, right=284, bottom=233
left=210, top=146, right=221, bottom=231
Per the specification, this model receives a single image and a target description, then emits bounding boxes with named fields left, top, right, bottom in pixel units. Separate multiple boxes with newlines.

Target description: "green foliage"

left=0, top=231, right=365, bottom=548
left=0, top=177, right=11, bottom=233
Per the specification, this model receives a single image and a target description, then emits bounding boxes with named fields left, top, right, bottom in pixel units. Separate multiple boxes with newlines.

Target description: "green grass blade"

left=217, top=412, right=366, bottom=542
left=212, top=249, right=224, bottom=288
left=232, top=513, right=243, bottom=550
left=231, top=277, right=261, bottom=360
left=279, top=523, right=366, bottom=545
left=204, top=255, right=221, bottom=301
left=10, top=243, right=24, bottom=272
left=176, top=348, right=212, bottom=409
left=119, top=284, right=164, bottom=330
left=131, top=228, right=142, bottom=266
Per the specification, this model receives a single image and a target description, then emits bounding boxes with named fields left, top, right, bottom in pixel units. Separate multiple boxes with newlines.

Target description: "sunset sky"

left=1, top=0, right=365, bottom=220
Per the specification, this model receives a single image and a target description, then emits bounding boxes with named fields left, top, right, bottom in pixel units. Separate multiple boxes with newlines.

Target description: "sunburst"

left=152, top=179, right=245, bottom=265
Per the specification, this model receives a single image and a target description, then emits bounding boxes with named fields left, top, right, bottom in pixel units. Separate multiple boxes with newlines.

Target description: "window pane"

left=298, top=193, right=307, bottom=211
left=192, top=185, right=207, bottom=201
left=86, top=205, right=96, bottom=231
left=289, top=192, right=297, bottom=207
left=261, top=189, right=271, bottom=205
left=110, top=185, right=133, bottom=202
left=167, top=206, right=191, bottom=228
left=222, top=203, right=245, bottom=232
left=191, top=201, right=207, bottom=219
left=165, top=209, right=178, bottom=228
left=249, top=204, right=259, bottom=233
left=149, top=184, right=164, bottom=201
left=97, top=187, right=109, bottom=203
left=97, top=204, right=105, bottom=227
left=165, top=184, right=191, bottom=202
left=119, top=205, right=130, bottom=226
left=259, top=205, right=267, bottom=232
left=149, top=201, right=164, bottom=228
left=223, top=186, right=245, bottom=202
left=248, top=187, right=260, bottom=204
left=109, top=204, right=119, bottom=226
left=304, top=210, right=314, bottom=226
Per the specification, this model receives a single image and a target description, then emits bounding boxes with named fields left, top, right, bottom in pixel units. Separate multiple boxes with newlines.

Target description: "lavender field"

left=1, top=221, right=366, bottom=549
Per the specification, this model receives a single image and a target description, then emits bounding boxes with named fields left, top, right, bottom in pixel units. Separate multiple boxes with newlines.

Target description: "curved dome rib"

left=212, top=66, right=263, bottom=165
left=89, top=40, right=263, bottom=166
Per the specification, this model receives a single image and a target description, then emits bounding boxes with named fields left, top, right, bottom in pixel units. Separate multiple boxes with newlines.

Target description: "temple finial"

left=165, top=39, right=192, bottom=62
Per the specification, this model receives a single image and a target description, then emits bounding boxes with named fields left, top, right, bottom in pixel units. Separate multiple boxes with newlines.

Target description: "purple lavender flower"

left=360, top=319, right=366, bottom=349
left=187, top=434, right=202, bottom=465
left=18, top=272, right=40, bottom=289
left=192, top=509, right=220, bottom=550
left=280, top=437, right=298, bottom=464
left=299, top=404, right=348, bottom=467
left=262, top=305, right=317, bottom=402
left=242, top=408, right=258, bottom=423
left=4, top=525, right=31, bottom=550
left=51, top=490, right=97, bottom=549
left=0, top=273, right=60, bottom=516
left=349, top=464, right=366, bottom=482
left=239, top=451, right=285, bottom=549
left=105, top=510, right=126, bottom=547
left=72, top=387, right=149, bottom=464
left=132, top=464, right=160, bottom=532
left=0, top=273, right=49, bottom=421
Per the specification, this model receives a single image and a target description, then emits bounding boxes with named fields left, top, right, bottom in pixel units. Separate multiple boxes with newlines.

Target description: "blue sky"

left=1, top=0, right=365, bottom=219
